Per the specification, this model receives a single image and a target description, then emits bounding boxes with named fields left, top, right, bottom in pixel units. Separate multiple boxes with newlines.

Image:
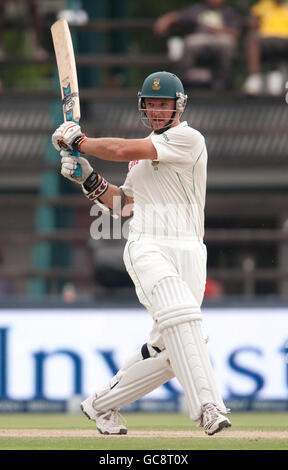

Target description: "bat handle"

left=71, top=149, right=83, bottom=180
left=68, top=119, right=82, bottom=181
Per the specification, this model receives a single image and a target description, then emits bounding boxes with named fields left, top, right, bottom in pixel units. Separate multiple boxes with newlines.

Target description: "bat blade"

left=51, top=19, right=82, bottom=179
left=51, top=19, right=80, bottom=122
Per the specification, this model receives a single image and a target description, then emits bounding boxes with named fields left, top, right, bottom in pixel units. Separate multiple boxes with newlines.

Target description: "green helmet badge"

left=152, top=77, right=161, bottom=91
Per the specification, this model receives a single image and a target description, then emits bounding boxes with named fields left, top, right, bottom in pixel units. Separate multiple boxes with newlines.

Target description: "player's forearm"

left=98, top=183, right=133, bottom=217
left=79, top=137, right=127, bottom=161
left=80, top=137, right=156, bottom=161
left=98, top=183, right=121, bottom=208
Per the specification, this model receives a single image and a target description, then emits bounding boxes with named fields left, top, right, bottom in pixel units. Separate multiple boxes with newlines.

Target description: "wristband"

left=83, top=171, right=109, bottom=201
left=72, top=133, right=87, bottom=153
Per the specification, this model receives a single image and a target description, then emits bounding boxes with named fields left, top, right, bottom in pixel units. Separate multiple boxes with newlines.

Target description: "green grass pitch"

left=0, top=412, right=287, bottom=450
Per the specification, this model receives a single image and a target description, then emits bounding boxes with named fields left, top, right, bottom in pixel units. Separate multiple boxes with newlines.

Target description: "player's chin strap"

left=153, top=111, right=176, bottom=135
left=138, top=92, right=187, bottom=134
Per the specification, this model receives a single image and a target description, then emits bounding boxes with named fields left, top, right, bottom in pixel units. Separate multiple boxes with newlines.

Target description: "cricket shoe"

left=201, top=403, right=231, bottom=436
left=80, top=395, right=127, bottom=435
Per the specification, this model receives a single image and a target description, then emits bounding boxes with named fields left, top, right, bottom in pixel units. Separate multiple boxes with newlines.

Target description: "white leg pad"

left=91, top=348, right=174, bottom=411
left=152, top=276, right=227, bottom=421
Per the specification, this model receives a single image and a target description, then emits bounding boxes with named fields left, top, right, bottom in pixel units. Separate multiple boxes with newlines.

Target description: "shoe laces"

left=100, top=409, right=127, bottom=427
left=203, top=403, right=230, bottom=420
left=203, top=403, right=219, bottom=420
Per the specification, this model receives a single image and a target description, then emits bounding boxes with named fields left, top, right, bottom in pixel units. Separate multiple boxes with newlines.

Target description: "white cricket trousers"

left=123, top=230, right=207, bottom=351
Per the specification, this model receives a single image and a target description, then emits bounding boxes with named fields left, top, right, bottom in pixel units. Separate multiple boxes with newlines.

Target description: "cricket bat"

left=51, top=19, right=82, bottom=179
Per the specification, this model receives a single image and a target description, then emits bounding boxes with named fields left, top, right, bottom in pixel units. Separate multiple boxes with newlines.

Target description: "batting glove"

left=60, top=150, right=93, bottom=184
left=60, top=150, right=109, bottom=201
left=52, top=121, right=87, bottom=152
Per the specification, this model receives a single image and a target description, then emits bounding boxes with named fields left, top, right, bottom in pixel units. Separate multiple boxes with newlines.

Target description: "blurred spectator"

left=154, top=0, right=241, bottom=90
left=243, top=0, right=288, bottom=96
left=0, top=0, right=48, bottom=60
left=62, top=282, right=77, bottom=303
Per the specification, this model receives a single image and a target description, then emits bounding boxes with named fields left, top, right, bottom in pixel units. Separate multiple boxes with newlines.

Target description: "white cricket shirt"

left=121, top=121, right=207, bottom=239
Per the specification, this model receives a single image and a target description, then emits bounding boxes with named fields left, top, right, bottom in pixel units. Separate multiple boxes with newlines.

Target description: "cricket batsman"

left=52, top=71, right=231, bottom=436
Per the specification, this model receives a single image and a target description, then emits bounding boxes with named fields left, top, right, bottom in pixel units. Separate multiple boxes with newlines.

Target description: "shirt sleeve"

left=120, top=170, right=134, bottom=197
left=150, top=125, right=206, bottom=168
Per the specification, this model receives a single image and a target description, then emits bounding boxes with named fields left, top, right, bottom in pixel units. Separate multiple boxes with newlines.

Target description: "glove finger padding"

left=61, top=167, right=75, bottom=180
left=61, top=155, right=78, bottom=165
left=59, top=150, right=94, bottom=184
left=62, top=161, right=77, bottom=171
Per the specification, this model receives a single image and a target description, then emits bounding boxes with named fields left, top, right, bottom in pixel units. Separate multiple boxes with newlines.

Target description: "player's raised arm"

left=52, top=123, right=157, bottom=162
